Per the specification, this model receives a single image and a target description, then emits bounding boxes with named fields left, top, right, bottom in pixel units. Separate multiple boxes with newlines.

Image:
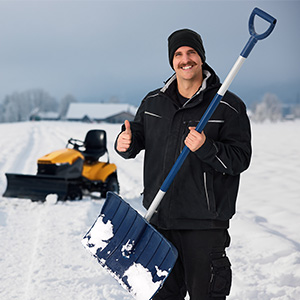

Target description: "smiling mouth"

left=180, top=64, right=194, bottom=70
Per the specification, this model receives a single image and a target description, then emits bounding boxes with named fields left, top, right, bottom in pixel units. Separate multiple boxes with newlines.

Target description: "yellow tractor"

left=3, top=129, right=119, bottom=201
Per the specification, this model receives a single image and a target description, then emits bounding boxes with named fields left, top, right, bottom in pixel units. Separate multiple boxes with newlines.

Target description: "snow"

left=82, top=214, right=114, bottom=256
left=0, top=120, right=299, bottom=300
left=121, top=239, right=135, bottom=258
left=123, top=263, right=161, bottom=300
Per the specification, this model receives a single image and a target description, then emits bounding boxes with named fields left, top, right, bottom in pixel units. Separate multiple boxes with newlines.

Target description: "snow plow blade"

left=3, top=173, right=81, bottom=201
left=82, top=192, right=178, bottom=300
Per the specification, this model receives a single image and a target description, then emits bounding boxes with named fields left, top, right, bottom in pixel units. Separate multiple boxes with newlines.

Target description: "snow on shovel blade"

left=82, top=192, right=178, bottom=300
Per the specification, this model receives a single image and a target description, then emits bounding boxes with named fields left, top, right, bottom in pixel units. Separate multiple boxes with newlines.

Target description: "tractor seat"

left=83, top=130, right=107, bottom=162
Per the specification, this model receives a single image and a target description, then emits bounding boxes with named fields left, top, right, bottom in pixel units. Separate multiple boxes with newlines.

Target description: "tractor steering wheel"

left=67, top=138, right=85, bottom=150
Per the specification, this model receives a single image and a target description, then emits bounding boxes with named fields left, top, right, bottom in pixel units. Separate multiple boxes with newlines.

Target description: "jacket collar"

left=160, top=69, right=212, bottom=97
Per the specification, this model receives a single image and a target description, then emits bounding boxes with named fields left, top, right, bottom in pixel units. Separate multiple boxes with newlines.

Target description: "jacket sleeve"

left=195, top=97, right=252, bottom=176
left=114, top=99, right=146, bottom=159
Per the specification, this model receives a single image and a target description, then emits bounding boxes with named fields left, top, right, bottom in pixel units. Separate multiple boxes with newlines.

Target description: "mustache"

left=178, top=61, right=196, bottom=68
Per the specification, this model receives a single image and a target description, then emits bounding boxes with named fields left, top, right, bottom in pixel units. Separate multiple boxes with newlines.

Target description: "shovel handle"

left=249, top=7, right=277, bottom=40
left=241, top=7, right=277, bottom=58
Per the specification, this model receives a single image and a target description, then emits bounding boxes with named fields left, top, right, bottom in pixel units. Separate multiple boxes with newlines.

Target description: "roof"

left=66, top=103, right=137, bottom=120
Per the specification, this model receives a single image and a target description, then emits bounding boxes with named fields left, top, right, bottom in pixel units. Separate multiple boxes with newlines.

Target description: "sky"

left=0, top=0, right=299, bottom=108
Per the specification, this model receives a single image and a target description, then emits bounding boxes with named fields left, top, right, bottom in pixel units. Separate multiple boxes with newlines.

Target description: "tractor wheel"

left=66, top=184, right=82, bottom=200
left=101, top=175, right=120, bottom=198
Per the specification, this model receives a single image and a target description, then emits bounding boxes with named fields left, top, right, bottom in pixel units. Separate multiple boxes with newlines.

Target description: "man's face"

left=172, top=46, right=203, bottom=82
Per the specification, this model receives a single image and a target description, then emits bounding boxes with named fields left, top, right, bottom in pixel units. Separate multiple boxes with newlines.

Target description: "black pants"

left=152, top=229, right=231, bottom=300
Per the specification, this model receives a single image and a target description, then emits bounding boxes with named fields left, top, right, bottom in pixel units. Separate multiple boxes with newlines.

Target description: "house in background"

left=29, top=111, right=60, bottom=121
left=65, top=103, right=137, bottom=123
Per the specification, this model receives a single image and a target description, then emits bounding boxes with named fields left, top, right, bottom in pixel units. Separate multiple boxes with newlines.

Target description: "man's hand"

left=184, top=127, right=206, bottom=152
left=116, top=120, right=132, bottom=152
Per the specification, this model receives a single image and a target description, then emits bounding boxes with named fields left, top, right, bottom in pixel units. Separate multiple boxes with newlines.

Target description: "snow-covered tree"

left=253, top=93, right=282, bottom=122
left=0, top=89, right=58, bottom=123
left=291, top=104, right=300, bottom=119
left=59, top=94, right=77, bottom=118
left=291, top=94, right=300, bottom=119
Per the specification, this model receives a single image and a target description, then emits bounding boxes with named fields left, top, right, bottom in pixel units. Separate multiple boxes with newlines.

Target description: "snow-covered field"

left=0, top=120, right=299, bottom=300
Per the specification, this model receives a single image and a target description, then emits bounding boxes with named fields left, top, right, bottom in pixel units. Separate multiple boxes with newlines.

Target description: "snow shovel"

left=82, top=7, right=276, bottom=300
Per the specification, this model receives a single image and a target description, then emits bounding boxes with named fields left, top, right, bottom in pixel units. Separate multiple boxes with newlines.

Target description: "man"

left=115, top=29, right=251, bottom=300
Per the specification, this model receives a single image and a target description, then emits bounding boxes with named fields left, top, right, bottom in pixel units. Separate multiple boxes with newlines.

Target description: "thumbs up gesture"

left=116, top=120, right=132, bottom=152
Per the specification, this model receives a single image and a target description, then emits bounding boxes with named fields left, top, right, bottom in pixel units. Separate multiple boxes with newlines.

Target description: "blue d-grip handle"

left=241, top=7, right=277, bottom=58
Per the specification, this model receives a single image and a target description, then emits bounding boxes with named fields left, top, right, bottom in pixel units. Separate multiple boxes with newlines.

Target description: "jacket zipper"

left=203, top=172, right=211, bottom=211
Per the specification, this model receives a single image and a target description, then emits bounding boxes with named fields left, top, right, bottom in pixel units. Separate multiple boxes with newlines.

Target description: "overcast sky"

left=0, top=0, right=299, bottom=107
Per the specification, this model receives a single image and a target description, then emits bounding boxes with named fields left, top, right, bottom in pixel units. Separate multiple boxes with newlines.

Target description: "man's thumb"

left=124, top=120, right=131, bottom=133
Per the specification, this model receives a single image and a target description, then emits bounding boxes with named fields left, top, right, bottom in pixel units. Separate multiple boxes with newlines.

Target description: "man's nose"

left=181, top=53, right=190, bottom=63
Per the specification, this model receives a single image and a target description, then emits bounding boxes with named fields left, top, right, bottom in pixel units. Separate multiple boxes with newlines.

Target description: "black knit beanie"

left=168, top=28, right=206, bottom=69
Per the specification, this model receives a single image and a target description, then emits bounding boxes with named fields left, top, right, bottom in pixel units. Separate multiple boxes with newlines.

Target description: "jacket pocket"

left=144, top=111, right=162, bottom=119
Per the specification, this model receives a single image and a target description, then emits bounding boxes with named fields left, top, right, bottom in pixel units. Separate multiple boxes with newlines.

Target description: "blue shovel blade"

left=82, top=192, right=178, bottom=300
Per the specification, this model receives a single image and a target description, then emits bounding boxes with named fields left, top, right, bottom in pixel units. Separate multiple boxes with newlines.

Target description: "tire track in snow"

left=0, top=123, right=33, bottom=171
left=18, top=124, right=48, bottom=174
left=0, top=201, right=45, bottom=300
left=1, top=123, right=47, bottom=175
left=23, top=203, right=48, bottom=300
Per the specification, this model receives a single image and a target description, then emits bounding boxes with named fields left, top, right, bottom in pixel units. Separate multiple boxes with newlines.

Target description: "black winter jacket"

left=115, top=63, right=252, bottom=230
